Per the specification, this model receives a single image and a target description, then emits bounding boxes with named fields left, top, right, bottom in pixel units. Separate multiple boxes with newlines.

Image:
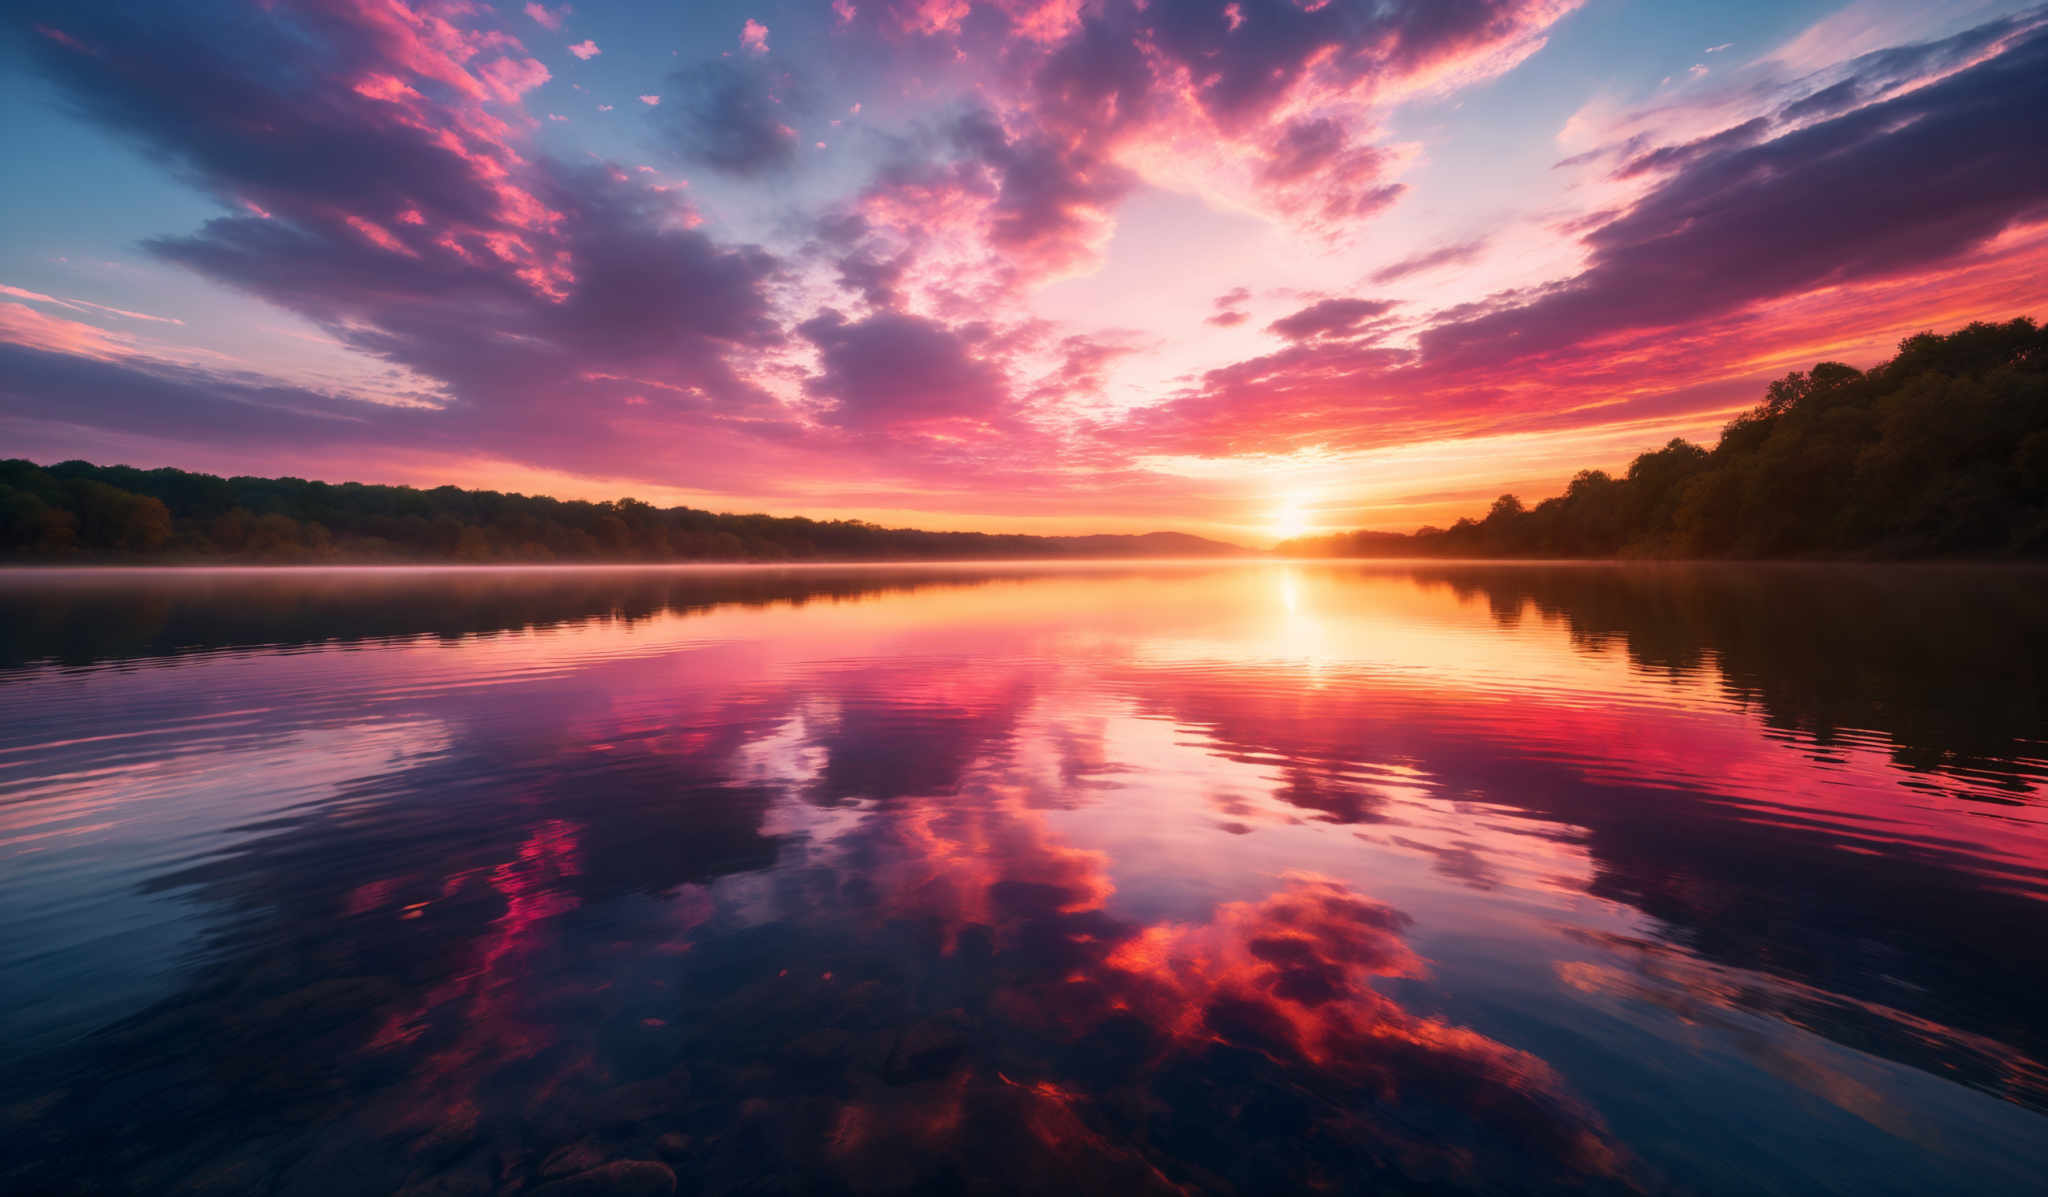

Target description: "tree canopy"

left=1285, top=318, right=2048, bottom=559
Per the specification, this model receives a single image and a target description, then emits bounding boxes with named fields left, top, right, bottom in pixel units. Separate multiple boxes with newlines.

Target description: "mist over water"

left=2, top=562, right=2045, bottom=1195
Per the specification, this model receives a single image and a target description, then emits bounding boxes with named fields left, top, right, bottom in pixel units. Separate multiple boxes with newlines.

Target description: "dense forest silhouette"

left=1287, top=318, right=2048, bottom=559
left=0, top=461, right=1241, bottom=563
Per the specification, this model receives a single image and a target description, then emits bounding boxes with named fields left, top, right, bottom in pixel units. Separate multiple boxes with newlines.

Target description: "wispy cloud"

left=0, top=282, right=183, bottom=324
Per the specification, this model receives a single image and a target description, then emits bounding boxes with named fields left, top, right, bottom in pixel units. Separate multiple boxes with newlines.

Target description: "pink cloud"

left=524, top=3, right=567, bottom=33
left=827, top=109, right=1134, bottom=308
left=809, top=0, right=1585, bottom=318
left=567, top=38, right=598, bottom=60
left=352, top=72, right=420, bottom=103
left=323, top=0, right=512, bottom=103
left=0, top=283, right=183, bottom=325
left=0, top=301, right=136, bottom=358
left=990, top=0, right=1083, bottom=44
left=739, top=19, right=769, bottom=54
left=11, top=1, right=2048, bottom=538
left=477, top=55, right=550, bottom=103
left=0, top=0, right=815, bottom=481
left=344, top=214, right=419, bottom=257
left=891, top=0, right=971, bottom=37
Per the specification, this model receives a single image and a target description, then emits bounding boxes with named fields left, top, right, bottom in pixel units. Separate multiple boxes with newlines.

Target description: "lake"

left=2, top=562, right=2044, bottom=1195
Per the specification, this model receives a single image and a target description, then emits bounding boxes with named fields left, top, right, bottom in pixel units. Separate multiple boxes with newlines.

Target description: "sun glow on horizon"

left=1270, top=493, right=1315, bottom=543
left=3, top=1, right=2043, bottom=544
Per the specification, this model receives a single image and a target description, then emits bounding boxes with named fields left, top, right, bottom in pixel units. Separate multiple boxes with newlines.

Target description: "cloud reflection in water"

left=1, top=562, right=2043, bottom=1194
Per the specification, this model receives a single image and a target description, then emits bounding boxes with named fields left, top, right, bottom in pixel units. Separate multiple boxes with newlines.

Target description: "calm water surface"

left=2, top=562, right=2045, bottom=1195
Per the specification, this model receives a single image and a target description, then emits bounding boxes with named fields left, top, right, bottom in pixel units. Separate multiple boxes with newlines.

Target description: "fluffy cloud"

left=6, top=1, right=2045, bottom=533
left=1423, top=19, right=2048, bottom=375
left=6, top=0, right=794, bottom=489
left=1121, top=13, right=2048, bottom=462
left=811, top=0, right=1586, bottom=313
left=799, top=309, right=1011, bottom=432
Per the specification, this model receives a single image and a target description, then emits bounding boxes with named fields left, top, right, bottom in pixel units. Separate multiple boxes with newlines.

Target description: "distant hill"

left=1281, top=317, right=2047, bottom=560
left=1047, top=530, right=1250, bottom=557
left=0, top=459, right=1248, bottom=563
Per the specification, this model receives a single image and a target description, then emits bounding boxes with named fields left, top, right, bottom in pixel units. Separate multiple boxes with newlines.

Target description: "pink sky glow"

left=2, top=0, right=2045, bottom=543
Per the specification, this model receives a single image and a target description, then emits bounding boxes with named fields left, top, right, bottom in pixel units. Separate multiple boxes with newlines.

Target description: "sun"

left=1269, top=493, right=1313, bottom=543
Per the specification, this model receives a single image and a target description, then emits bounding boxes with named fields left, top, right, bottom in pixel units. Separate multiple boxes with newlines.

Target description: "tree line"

left=5, top=317, right=2040, bottom=563
left=1286, top=318, right=2048, bottom=559
left=0, top=460, right=1239, bottom=563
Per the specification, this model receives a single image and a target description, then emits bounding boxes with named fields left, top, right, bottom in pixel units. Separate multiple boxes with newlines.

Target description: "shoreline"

left=4, top=556, right=2045, bottom=572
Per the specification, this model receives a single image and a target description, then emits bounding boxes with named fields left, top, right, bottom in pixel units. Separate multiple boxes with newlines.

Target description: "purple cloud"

left=1612, top=117, right=1768, bottom=180
left=799, top=310, right=1011, bottom=432
left=1268, top=297, right=1397, bottom=342
left=1114, top=14, right=2048, bottom=461
left=0, top=340, right=404, bottom=453
left=1422, top=18, right=2048, bottom=373
left=947, top=108, right=1135, bottom=278
left=1369, top=239, right=1489, bottom=285
left=663, top=58, right=800, bottom=176
left=7, top=0, right=792, bottom=486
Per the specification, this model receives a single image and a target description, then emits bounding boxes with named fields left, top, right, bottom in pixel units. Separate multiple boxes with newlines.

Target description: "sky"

left=1, top=0, right=2044, bottom=544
